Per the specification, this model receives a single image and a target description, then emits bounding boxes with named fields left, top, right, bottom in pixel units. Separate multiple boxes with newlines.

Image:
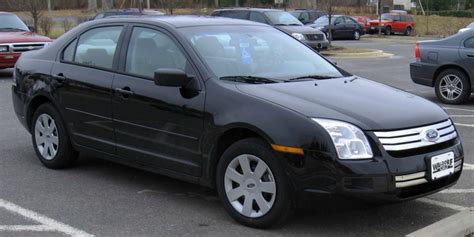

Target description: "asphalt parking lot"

left=0, top=38, right=473, bottom=236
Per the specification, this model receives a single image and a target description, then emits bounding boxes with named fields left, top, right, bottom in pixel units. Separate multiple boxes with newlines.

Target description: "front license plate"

left=371, top=26, right=375, bottom=30
left=431, top=152, right=454, bottom=180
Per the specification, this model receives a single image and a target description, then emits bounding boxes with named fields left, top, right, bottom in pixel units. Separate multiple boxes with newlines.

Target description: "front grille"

left=374, top=120, right=457, bottom=152
left=305, top=34, right=324, bottom=41
left=395, top=159, right=462, bottom=188
left=11, top=43, right=46, bottom=52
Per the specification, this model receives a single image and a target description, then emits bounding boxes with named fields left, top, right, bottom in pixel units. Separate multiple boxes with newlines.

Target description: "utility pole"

left=147, top=0, right=150, bottom=9
left=215, top=0, right=219, bottom=8
left=47, top=0, right=52, bottom=12
left=377, top=0, right=382, bottom=36
left=88, top=0, right=98, bottom=11
left=235, top=0, right=239, bottom=7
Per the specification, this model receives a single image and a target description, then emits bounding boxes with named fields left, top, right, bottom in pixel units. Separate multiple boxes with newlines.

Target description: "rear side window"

left=393, top=15, right=401, bottom=21
left=464, top=37, right=474, bottom=48
left=219, top=11, right=249, bottom=20
left=249, top=12, right=267, bottom=24
left=62, top=39, right=77, bottom=62
left=334, top=17, right=345, bottom=24
left=74, top=26, right=123, bottom=69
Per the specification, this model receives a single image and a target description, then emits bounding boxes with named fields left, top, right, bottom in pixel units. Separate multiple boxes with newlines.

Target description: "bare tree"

left=8, top=0, right=46, bottom=32
left=39, top=16, right=53, bottom=36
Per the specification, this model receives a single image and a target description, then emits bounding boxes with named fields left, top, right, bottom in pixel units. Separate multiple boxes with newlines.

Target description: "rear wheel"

left=353, top=30, right=361, bottom=40
left=216, top=138, right=294, bottom=228
left=404, top=27, right=412, bottom=36
left=435, top=68, right=471, bottom=104
left=32, top=103, right=78, bottom=169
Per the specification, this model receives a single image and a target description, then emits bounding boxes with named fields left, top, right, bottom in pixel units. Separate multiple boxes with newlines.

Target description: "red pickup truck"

left=367, top=13, right=416, bottom=36
left=0, top=12, right=52, bottom=69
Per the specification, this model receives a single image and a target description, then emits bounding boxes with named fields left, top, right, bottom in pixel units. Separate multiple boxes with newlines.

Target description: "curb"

left=321, top=49, right=393, bottom=58
left=407, top=207, right=474, bottom=237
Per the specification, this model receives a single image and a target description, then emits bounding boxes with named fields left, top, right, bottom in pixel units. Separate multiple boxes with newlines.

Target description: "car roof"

left=0, top=12, right=15, bottom=15
left=291, top=9, right=325, bottom=12
left=94, top=15, right=266, bottom=28
left=213, top=8, right=282, bottom=13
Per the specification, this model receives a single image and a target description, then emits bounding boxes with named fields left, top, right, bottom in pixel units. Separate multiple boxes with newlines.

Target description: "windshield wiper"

left=286, top=75, right=340, bottom=81
left=220, top=76, right=279, bottom=84
left=0, top=27, right=28, bottom=32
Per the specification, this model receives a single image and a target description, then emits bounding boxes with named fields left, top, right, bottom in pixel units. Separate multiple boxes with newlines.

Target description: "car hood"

left=0, top=32, right=52, bottom=44
left=276, top=25, right=323, bottom=34
left=235, top=77, right=449, bottom=130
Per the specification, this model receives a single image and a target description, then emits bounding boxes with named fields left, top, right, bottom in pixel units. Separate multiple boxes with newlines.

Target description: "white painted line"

left=0, top=225, right=56, bottom=232
left=464, top=163, right=474, bottom=170
left=440, top=189, right=474, bottom=194
left=454, top=123, right=474, bottom=128
left=450, top=115, right=474, bottom=118
left=443, top=107, right=474, bottom=113
left=0, top=198, right=94, bottom=236
left=417, top=198, right=468, bottom=212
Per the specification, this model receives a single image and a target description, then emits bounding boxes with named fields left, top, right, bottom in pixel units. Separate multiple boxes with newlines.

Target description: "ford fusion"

left=12, top=16, right=463, bottom=228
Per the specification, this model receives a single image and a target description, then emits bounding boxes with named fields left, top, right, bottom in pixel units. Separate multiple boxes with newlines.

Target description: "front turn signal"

left=271, top=144, right=304, bottom=155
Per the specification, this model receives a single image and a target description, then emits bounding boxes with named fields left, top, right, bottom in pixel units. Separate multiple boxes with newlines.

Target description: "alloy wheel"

left=34, top=114, right=59, bottom=160
left=354, top=31, right=360, bottom=40
left=224, top=154, right=276, bottom=218
left=439, top=74, right=464, bottom=101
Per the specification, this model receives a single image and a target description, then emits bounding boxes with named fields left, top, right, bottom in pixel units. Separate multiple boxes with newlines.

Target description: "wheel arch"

left=26, top=94, right=60, bottom=132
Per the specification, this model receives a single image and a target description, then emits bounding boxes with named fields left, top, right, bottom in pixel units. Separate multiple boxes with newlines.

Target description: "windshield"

left=313, top=15, right=330, bottom=25
left=264, top=11, right=303, bottom=26
left=0, top=14, right=29, bottom=31
left=179, top=26, right=344, bottom=81
left=381, top=14, right=393, bottom=21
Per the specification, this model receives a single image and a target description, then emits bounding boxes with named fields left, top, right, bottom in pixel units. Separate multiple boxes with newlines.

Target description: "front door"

left=52, top=25, right=124, bottom=154
left=112, top=26, right=205, bottom=176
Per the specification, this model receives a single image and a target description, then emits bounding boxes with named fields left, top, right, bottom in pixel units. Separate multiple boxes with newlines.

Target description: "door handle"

left=114, top=87, right=134, bottom=97
left=54, top=73, right=66, bottom=81
left=467, top=54, right=474, bottom=58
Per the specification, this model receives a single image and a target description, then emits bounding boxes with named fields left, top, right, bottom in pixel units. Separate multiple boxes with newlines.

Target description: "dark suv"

left=212, top=8, right=329, bottom=49
left=12, top=16, right=463, bottom=228
left=289, top=9, right=326, bottom=25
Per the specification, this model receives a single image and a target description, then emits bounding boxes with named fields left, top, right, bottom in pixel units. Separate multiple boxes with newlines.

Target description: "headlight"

left=380, top=23, right=385, bottom=26
left=312, top=118, right=373, bottom=160
left=0, top=45, right=9, bottom=53
left=291, top=33, right=305, bottom=41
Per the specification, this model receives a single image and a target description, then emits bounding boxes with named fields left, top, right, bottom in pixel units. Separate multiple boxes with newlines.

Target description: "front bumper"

left=367, top=26, right=386, bottom=33
left=0, top=53, right=21, bottom=69
left=285, top=136, right=463, bottom=201
left=304, top=40, right=330, bottom=49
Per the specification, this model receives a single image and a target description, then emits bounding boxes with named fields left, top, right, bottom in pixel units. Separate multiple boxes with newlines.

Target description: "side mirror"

left=28, top=25, right=36, bottom=32
left=154, top=68, right=193, bottom=87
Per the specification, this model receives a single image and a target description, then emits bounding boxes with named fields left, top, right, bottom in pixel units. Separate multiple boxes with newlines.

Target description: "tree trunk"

left=214, top=0, right=219, bottom=8
left=88, top=0, right=97, bottom=11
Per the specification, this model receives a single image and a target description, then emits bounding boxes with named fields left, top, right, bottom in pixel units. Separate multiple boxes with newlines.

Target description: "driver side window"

left=464, top=37, right=474, bottom=48
left=334, top=17, right=344, bottom=24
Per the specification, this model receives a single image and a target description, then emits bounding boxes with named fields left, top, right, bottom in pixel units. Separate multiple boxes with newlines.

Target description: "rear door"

left=460, top=35, right=474, bottom=84
left=332, top=17, right=345, bottom=39
left=392, top=14, right=404, bottom=33
left=51, top=25, right=125, bottom=154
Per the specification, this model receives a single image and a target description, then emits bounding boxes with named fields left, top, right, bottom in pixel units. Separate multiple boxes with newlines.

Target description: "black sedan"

left=310, top=15, right=365, bottom=40
left=13, top=16, right=463, bottom=228
left=411, top=29, right=474, bottom=104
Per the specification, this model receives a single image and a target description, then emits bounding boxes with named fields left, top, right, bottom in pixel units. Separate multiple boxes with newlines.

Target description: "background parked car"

left=0, top=12, right=52, bottom=69
left=212, top=8, right=329, bottom=49
left=93, top=8, right=165, bottom=20
left=310, top=15, right=365, bottom=40
left=289, top=9, right=326, bottom=25
left=352, top=16, right=371, bottom=33
left=367, top=13, right=415, bottom=36
left=410, top=29, right=473, bottom=104
left=459, top=22, right=474, bottom=33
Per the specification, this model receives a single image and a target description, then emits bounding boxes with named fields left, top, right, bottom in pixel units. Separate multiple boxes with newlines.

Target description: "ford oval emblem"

left=423, top=129, right=439, bottom=142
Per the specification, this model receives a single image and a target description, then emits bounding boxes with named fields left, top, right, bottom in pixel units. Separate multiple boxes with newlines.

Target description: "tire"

left=384, top=26, right=392, bottom=35
left=435, top=68, right=471, bottom=104
left=353, top=30, right=361, bottom=40
left=216, top=138, right=294, bottom=228
left=31, top=103, right=78, bottom=169
left=404, top=27, right=412, bottom=36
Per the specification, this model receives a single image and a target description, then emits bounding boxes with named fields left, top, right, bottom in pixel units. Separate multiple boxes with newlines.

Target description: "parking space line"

left=440, top=189, right=474, bottom=194
left=443, top=107, right=474, bottom=113
left=464, top=163, right=474, bottom=170
left=417, top=198, right=468, bottom=211
left=0, top=225, right=56, bottom=231
left=454, top=123, right=474, bottom=128
left=0, top=198, right=94, bottom=236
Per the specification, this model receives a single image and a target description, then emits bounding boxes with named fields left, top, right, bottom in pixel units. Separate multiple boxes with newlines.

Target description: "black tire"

left=384, top=26, right=392, bottom=35
left=216, top=138, right=294, bottom=228
left=404, top=27, right=412, bottom=36
left=31, top=103, right=78, bottom=169
left=353, top=30, right=361, bottom=40
left=435, top=68, right=471, bottom=104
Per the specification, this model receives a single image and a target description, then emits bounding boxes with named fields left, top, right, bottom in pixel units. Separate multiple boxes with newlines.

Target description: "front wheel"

left=32, top=103, right=78, bottom=169
left=435, top=69, right=471, bottom=104
left=216, top=138, right=294, bottom=228
left=404, top=27, right=412, bottom=36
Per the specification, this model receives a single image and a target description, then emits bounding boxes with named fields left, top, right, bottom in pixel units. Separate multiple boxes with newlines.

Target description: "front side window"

left=126, top=27, right=188, bottom=78
left=334, top=17, right=345, bottom=24
left=74, top=26, right=123, bottom=69
left=381, top=14, right=393, bottom=21
left=464, top=37, right=474, bottom=48
left=219, top=11, right=249, bottom=20
left=180, top=26, right=343, bottom=81
left=264, top=11, right=302, bottom=26
left=249, top=12, right=267, bottom=24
